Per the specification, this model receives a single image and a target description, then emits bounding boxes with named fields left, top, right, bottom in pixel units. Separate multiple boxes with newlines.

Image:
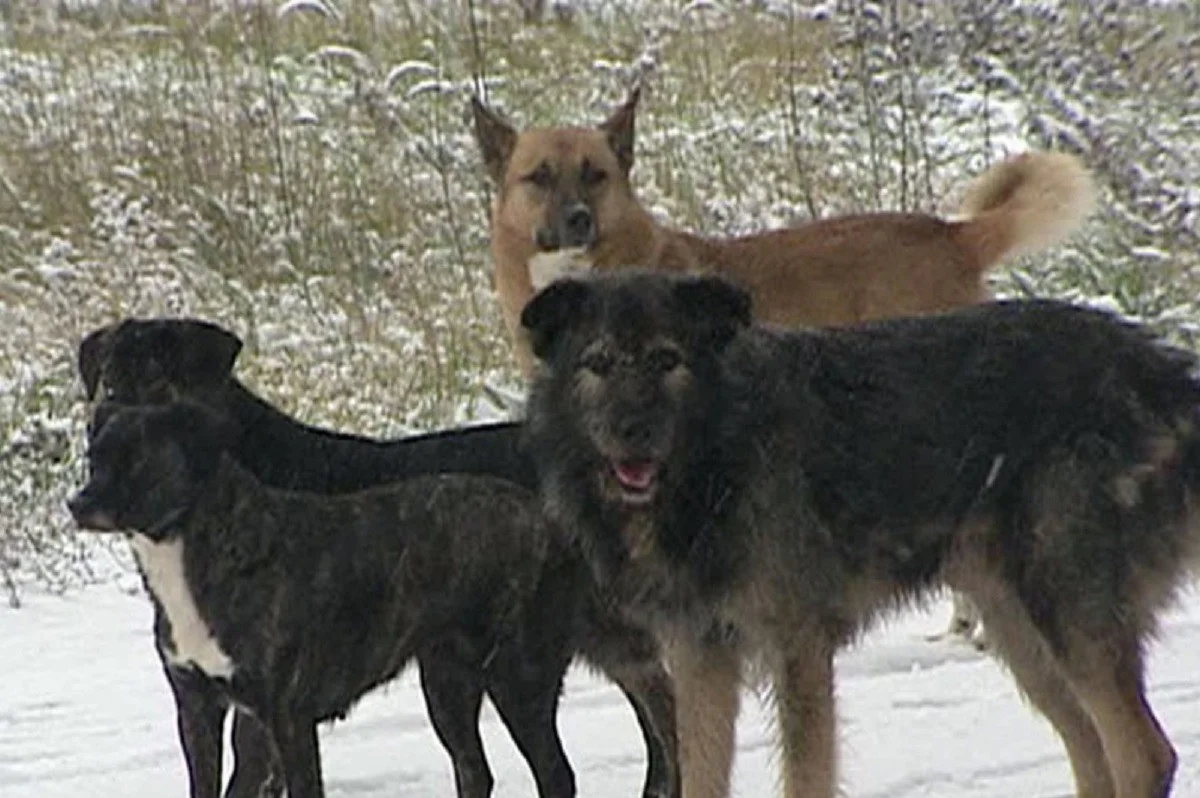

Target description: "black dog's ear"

left=598, top=86, right=639, bottom=175
left=672, top=275, right=753, bottom=351
left=470, top=95, right=518, bottom=186
left=78, top=323, right=120, bottom=400
left=155, top=402, right=234, bottom=477
left=175, top=321, right=243, bottom=388
left=89, top=400, right=129, bottom=440
left=521, top=279, right=594, bottom=363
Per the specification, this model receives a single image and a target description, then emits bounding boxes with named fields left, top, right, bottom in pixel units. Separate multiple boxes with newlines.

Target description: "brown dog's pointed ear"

left=78, top=323, right=120, bottom=400
left=177, top=322, right=243, bottom=387
left=521, top=279, right=594, bottom=363
left=470, top=95, right=518, bottom=186
left=672, top=275, right=753, bottom=351
left=599, top=86, right=639, bottom=175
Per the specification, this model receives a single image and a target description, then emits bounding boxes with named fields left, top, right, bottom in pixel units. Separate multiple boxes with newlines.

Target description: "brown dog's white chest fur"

left=528, top=248, right=593, bottom=291
left=129, top=534, right=235, bottom=679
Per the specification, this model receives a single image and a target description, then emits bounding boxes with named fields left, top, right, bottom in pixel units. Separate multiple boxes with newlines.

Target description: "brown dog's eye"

left=580, top=351, right=615, bottom=377
left=580, top=159, right=607, bottom=187
left=524, top=163, right=553, bottom=189
left=646, top=348, right=682, bottom=373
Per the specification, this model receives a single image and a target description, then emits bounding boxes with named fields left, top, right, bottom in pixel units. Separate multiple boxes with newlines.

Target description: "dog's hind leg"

left=419, top=658, right=495, bottom=798
left=1055, top=638, right=1176, bottom=798
left=667, top=637, right=740, bottom=798
left=164, top=663, right=227, bottom=798
left=773, top=642, right=837, bottom=798
left=969, top=589, right=1115, bottom=798
left=264, top=715, right=324, bottom=798
left=225, top=713, right=283, bottom=798
left=486, top=650, right=576, bottom=798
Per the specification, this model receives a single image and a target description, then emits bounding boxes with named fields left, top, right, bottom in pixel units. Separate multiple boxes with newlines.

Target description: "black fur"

left=524, top=270, right=1200, bottom=797
left=71, top=403, right=585, bottom=798
left=77, top=319, right=678, bottom=798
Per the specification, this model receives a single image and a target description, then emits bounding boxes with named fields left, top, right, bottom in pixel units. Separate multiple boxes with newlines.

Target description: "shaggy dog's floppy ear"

left=78, top=323, right=120, bottom=400
left=521, top=279, right=594, bottom=363
left=470, top=95, right=518, bottom=186
left=599, top=86, right=639, bottom=175
left=672, top=275, right=753, bottom=351
left=173, top=321, right=243, bottom=388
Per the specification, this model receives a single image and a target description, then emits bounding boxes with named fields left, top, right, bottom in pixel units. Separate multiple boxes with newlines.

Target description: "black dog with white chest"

left=70, top=400, right=600, bottom=798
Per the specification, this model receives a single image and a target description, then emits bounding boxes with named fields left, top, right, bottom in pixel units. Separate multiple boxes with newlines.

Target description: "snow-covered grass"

left=1, top=1, right=1198, bottom=598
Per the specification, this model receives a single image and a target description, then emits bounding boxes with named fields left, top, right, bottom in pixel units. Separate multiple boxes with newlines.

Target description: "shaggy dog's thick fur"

left=472, top=90, right=1095, bottom=378
left=76, top=319, right=678, bottom=798
left=522, top=270, right=1200, bottom=798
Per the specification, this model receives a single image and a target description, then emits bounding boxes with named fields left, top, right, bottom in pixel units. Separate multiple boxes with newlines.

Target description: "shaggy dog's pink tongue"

left=614, top=460, right=659, bottom=492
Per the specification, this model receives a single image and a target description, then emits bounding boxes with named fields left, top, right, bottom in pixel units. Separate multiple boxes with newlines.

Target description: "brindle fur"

left=522, top=270, right=1200, bottom=798
left=472, top=89, right=1095, bottom=377
left=76, top=319, right=679, bottom=798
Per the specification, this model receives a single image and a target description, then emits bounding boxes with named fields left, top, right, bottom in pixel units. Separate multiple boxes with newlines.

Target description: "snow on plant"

left=0, top=0, right=1196, bottom=602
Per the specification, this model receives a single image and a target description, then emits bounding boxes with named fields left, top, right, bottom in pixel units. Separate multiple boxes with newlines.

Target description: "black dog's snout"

left=616, top=414, right=656, bottom=451
left=563, top=206, right=595, bottom=247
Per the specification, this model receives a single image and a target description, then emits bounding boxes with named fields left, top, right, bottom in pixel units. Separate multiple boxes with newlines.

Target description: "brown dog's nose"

left=563, top=206, right=595, bottom=248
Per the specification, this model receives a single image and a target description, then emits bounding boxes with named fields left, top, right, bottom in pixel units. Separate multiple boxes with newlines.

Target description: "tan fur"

left=473, top=94, right=1097, bottom=376
left=665, top=639, right=740, bottom=798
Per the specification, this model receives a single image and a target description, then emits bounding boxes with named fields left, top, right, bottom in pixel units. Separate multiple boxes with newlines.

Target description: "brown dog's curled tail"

left=954, top=151, right=1096, bottom=272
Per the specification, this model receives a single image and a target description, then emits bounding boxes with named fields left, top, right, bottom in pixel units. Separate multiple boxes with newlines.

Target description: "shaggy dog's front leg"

left=667, top=638, right=740, bottom=798
left=775, top=645, right=837, bottom=798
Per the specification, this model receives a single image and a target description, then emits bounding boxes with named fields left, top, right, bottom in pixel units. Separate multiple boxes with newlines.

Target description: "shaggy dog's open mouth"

left=610, top=459, right=661, bottom=506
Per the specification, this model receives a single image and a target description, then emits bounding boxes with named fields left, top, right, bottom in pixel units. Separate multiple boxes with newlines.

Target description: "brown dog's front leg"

left=774, top=645, right=837, bottom=798
left=667, top=637, right=739, bottom=798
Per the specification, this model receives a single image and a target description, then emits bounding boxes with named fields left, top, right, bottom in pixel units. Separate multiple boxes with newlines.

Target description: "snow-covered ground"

left=4, top=571, right=1198, bottom=797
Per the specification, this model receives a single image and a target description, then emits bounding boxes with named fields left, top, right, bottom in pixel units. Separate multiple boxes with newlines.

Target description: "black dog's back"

left=229, top=380, right=537, bottom=493
left=79, top=317, right=538, bottom=494
left=741, top=300, right=1200, bottom=537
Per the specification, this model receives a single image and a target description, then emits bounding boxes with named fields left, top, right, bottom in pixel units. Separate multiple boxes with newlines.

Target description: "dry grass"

left=0, top=0, right=1197, bottom=602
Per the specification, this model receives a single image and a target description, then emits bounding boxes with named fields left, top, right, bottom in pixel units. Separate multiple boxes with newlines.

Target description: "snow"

left=4, top=576, right=1198, bottom=797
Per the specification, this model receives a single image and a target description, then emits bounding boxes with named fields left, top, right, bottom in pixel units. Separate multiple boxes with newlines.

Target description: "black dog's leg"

left=267, top=714, right=324, bottom=798
left=164, top=663, right=227, bottom=798
left=419, top=658, right=494, bottom=798
left=486, top=650, right=576, bottom=798
left=580, top=625, right=679, bottom=798
left=224, top=711, right=283, bottom=798
left=614, top=674, right=678, bottom=798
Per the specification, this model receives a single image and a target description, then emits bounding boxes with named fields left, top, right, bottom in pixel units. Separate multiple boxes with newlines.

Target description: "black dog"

left=521, top=270, right=1200, bottom=798
left=77, top=320, right=677, bottom=798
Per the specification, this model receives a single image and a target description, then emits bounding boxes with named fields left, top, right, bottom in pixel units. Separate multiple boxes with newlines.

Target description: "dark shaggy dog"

left=521, top=270, right=1200, bottom=798
left=76, top=319, right=677, bottom=798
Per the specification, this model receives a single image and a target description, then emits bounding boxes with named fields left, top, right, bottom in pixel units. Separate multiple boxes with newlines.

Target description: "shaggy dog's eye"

left=524, top=163, right=553, bottom=189
left=580, top=159, right=607, bottom=187
left=580, top=351, right=615, bottom=376
left=646, top=348, right=682, bottom=373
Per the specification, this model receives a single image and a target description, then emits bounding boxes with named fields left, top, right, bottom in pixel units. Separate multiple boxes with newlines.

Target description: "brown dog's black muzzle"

left=535, top=201, right=596, bottom=251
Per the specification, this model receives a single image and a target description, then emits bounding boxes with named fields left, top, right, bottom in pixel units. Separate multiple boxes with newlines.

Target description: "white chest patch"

left=528, top=248, right=593, bottom=291
left=129, top=534, right=235, bottom=679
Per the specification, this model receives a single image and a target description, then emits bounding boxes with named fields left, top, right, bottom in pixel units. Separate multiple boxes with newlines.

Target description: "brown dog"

left=471, top=89, right=1096, bottom=377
